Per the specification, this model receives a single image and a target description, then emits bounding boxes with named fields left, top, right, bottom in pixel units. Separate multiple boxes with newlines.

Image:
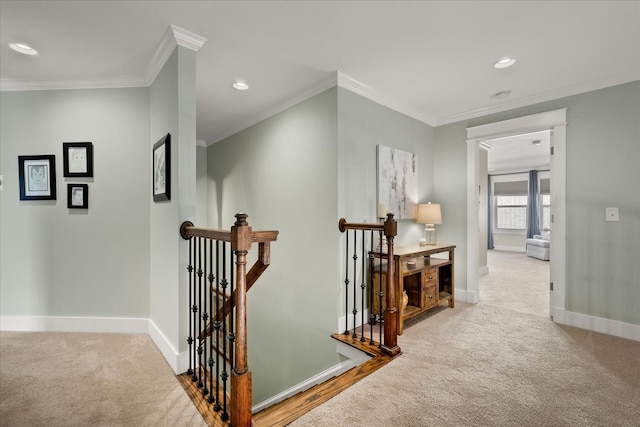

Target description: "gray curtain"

left=527, top=170, right=540, bottom=238
left=487, top=175, right=494, bottom=249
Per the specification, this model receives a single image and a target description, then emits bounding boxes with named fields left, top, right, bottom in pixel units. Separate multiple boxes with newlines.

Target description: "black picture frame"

left=67, top=184, right=88, bottom=209
left=153, top=133, right=171, bottom=202
left=63, top=142, right=93, bottom=177
left=18, top=155, right=57, bottom=200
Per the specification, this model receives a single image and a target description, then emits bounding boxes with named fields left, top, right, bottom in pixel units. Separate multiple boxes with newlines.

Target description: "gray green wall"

left=149, top=46, right=198, bottom=355
left=337, top=87, right=435, bottom=244
left=434, top=81, right=639, bottom=325
left=0, top=88, right=151, bottom=318
left=207, top=86, right=436, bottom=404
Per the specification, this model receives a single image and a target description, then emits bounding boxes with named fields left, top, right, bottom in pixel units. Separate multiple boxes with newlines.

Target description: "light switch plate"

left=605, top=207, right=619, bottom=222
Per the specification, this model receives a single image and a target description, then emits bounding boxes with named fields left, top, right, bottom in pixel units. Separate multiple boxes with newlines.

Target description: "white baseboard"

left=251, top=340, right=371, bottom=413
left=455, top=288, right=478, bottom=304
left=493, top=245, right=526, bottom=253
left=552, top=308, right=640, bottom=342
left=0, top=315, right=148, bottom=333
left=148, top=319, right=184, bottom=374
left=338, top=308, right=370, bottom=334
left=479, top=265, right=489, bottom=276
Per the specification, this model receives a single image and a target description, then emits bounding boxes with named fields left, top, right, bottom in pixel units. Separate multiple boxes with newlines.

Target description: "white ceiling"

left=1, top=1, right=639, bottom=147
left=486, top=130, right=551, bottom=173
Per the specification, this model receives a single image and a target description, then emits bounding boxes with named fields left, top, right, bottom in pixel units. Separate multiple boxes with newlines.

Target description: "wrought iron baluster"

left=360, top=230, right=366, bottom=342
left=343, top=230, right=350, bottom=335
left=214, top=241, right=222, bottom=412
left=197, top=237, right=204, bottom=388
left=191, top=237, right=199, bottom=382
left=378, top=230, right=384, bottom=348
left=201, top=240, right=209, bottom=397
left=229, top=247, right=235, bottom=372
left=187, top=237, right=194, bottom=376
left=351, top=230, right=358, bottom=339
left=369, top=231, right=375, bottom=345
left=207, top=240, right=215, bottom=403
left=220, top=242, right=229, bottom=421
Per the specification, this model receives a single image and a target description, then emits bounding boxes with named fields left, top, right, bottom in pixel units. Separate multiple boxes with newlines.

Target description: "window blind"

left=494, top=180, right=528, bottom=196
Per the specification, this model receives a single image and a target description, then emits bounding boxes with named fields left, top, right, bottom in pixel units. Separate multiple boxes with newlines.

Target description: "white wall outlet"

left=605, top=207, right=619, bottom=222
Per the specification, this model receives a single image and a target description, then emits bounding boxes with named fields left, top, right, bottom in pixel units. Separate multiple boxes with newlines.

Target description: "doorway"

left=480, top=131, right=551, bottom=316
left=465, top=109, right=567, bottom=319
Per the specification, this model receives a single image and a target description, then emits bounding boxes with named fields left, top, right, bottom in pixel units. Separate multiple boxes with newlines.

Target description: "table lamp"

left=417, top=203, right=442, bottom=245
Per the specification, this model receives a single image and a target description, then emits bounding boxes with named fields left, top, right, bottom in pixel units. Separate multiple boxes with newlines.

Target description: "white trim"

left=145, top=25, right=206, bottom=86
left=455, top=288, right=471, bottom=303
left=466, top=139, right=480, bottom=304
left=0, top=315, right=148, bottom=333
left=148, top=319, right=184, bottom=374
left=205, top=72, right=338, bottom=145
left=437, top=69, right=639, bottom=126
left=251, top=341, right=371, bottom=413
left=0, top=76, right=147, bottom=92
left=553, top=308, right=640, bottom=342
left=336, top=72, right=438, bottom=125
left=1, top=25, right=206, bottom=92
left=466, top=109, right=567, bottom=312
left=479, top=265, right=489, bottom=276
left=338, top=308, right=370, bottom=334
left=467, top=109, right=567, bottom=142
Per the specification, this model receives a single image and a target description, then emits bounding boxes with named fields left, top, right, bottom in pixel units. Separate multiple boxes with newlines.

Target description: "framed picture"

left=377, top=145, right=417, bottom=219
left=67, top=184, right=88, bottom=209
left=153, top=133, right=171, bottom=202
left=63, top=142, right=93, bottom=177
left=18, top=155, right=57, bottom=200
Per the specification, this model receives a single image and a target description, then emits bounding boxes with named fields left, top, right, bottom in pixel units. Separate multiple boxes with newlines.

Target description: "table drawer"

left=423, top=283, right=438, bottom=309
left=423, top=267, right=438, bottom=287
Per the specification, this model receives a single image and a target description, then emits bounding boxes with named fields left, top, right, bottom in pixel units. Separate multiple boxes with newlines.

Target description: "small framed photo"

left=67, top=184, right=88, bottom=209
left=63, top=142, right=93, bottom=177
left=18, top=155, right=57, bottom=200
left=153, top=133, right=171, bottom=202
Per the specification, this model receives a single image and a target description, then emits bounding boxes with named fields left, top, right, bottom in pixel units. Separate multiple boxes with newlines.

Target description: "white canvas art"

left=377, top=145, right=417, bottom=219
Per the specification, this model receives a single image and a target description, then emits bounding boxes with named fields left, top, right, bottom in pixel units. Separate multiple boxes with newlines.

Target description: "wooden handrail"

left=338, top=213, right=400, bottom=357
left=179, top=214, right=279, bottom=427
left=180, top=220, right=278, bottom=243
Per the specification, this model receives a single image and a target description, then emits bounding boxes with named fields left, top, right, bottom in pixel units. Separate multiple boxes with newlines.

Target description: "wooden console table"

left=370, top=244, right=455, bottom=335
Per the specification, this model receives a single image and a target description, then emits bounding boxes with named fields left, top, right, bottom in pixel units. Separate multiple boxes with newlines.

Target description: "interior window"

left=496, top=195, right=528, bottom=230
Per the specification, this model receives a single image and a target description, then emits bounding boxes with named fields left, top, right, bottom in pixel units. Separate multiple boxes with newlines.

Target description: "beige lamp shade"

left=416, top=203, right=442, bottom=225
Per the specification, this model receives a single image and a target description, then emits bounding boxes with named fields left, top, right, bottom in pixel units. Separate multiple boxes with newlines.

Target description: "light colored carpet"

left=0, top=332, right=206, bottom=427
left=2, top=259, right=639, bottom=427
left=291, top=303, right=640, bottom=426
left=480, top=249, right=549, bottom=317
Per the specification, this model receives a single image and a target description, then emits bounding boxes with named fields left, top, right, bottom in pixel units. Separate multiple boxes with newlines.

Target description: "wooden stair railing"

left=179, top=214, right=278, bottom=427
left=337, top=213, right=401, bottom=357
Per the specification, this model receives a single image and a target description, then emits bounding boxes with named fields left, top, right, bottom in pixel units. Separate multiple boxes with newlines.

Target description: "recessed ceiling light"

left=532, top=140, right=542, bottom=146
left=9, top=42, right=38, bottom=56
left=232, top=82, right=249, bottom=91
left=494, top=57, right=516, bottom=69
left=491, top=90, right=512, bottom=100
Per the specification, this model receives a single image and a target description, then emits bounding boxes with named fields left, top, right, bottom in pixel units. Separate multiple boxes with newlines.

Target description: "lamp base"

left=425, top=225, right=437, bottom=245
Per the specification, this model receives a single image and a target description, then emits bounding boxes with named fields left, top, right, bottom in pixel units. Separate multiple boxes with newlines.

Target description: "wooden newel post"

left=230, top=213, right=253, bottom=427
left=382, top=213, right=401, bottom=357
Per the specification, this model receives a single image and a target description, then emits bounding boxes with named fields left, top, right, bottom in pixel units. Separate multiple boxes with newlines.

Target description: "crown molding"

left=0, top=77, right=146, bottom=92
left=336, top=72, right=437, bottom=126
left=205, top=72, right=338, bottom=146
left=436, top=68, right=640, bottom=126
left=145, top=24, right=207, bottom=86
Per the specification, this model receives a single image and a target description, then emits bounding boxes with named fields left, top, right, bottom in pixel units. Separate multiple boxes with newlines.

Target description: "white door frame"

left=465, top=109, right=567, bottom=317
